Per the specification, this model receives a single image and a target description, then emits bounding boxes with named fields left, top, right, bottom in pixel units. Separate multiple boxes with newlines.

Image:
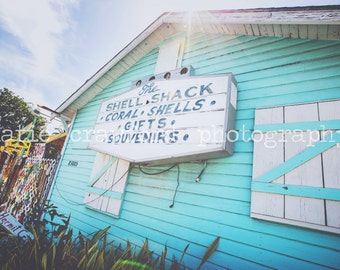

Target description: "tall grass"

left=0, top=202, right=219, bottom=269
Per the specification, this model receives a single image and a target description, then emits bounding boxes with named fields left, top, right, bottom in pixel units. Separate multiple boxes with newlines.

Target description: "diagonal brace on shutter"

left=252, top=130, right=340, bottom=201
left=88, top=157, right=117, bottom=187
left=254, top=130, right=340, bottom=183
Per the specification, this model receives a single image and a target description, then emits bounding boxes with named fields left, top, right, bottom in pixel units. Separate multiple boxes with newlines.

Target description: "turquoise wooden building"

left=50, top=6, right=340, bottom=269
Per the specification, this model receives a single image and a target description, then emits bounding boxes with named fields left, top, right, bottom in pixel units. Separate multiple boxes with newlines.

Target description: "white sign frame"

left=89, top=74, right=237, bottom=165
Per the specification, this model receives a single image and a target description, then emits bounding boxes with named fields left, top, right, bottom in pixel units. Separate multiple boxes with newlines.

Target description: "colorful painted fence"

left=0, top=153, right=60, bottom=225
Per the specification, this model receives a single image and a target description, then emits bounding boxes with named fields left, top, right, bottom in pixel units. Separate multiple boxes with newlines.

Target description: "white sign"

left=89, top=74, right=237, bottom=165
left=0, top=212, right=34, bottom=241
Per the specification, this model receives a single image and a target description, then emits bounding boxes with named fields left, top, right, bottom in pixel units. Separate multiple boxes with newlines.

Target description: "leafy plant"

left=0, top=202, right=220, bottom=269
left=198, top=237, right=220, bottom=270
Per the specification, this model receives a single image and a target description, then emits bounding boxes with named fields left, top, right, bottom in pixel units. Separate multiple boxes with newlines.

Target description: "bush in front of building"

left=0, top=202, right=219, bottom=270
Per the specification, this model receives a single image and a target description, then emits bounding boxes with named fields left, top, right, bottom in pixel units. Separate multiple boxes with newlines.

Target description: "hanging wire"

left=56, top=161, right=205, bottom=209
left=55, top=163, right=133, bottom=206
left=138, top=163, right=180, bottom=208
left=195, top=160, right=207, bottom=183
left=169, top=164, right=180, bottom=208
left=138, top=163, right=177, bottom=175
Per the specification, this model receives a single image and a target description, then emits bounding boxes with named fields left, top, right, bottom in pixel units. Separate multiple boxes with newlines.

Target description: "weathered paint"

left=49, top=33, right=340, bottom=269
left=88, top=73, right=237, bottom=165
left=252, top=100, right=340, bottom=234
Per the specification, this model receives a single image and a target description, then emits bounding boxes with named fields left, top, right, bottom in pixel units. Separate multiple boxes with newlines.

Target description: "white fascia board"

left=164, top=7, right=340, bottom=25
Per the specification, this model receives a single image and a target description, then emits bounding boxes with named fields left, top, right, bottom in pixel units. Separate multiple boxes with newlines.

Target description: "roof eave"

left=56, top=6, right=340, bottom=118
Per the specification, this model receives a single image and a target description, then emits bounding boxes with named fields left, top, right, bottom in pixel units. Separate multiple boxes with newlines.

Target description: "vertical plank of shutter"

left=251, top=107, right=284, bottom=218
left=84, top=192, right=100, bottom=210
left=100, top=158, right=118, bottom=212
left=319, top=100, right=340, bottom=228
left=90, top=153, right=111, bottom=210
left=111, top=159, right=130, bottom=193
left=106, top=159, right=130, bottom=216
left=284, top=103, right=325, bottom=225
left=98, top=154, right=113, bottom=211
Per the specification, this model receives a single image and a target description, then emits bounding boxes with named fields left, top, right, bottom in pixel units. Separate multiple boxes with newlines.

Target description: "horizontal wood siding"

left=49, top=33, right=340, bottom=269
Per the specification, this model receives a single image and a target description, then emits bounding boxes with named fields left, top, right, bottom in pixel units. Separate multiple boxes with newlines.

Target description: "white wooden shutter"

left=251, top=100, right=340, bottom=234
left=84, top=152, right=130, bottom=217
left=154, top=38, right=185, bottom=74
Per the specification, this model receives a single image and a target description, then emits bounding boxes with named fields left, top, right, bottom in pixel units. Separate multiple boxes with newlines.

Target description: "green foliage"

left=0, top=202, right=220, bottom=270
left=0, top=88, right=47, bottom=145
left=197, top=237, right=220, bottom=270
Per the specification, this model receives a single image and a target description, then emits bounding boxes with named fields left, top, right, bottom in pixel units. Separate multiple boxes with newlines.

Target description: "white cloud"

left=0, top=0, right=75, bottom=76
left=0, top=0, right=79, bottom=109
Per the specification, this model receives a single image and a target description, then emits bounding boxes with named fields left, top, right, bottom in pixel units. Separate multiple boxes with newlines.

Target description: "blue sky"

left=0, top=0, right=339, bottom=131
